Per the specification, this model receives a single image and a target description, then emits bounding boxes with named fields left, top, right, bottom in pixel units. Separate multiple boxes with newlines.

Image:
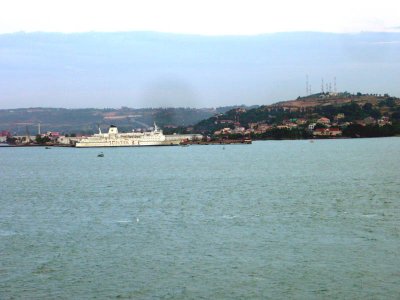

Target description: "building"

left=166, top=133, right=203, bottom=142
left=218, top=120, right=234, bottom=125
left=0, top=130, right=11, bottom=137
left=214, top=128, right=232, bottom=135
left=42, top=131, right=61, bottom=141
left=334, top=113, right=345, bottom=121
left=363, top=117, right=376, bottom=125
left=308, top=123, right=317, bottom=130
left=296, top=118, right=307, bottom=125
left=57, top=136, right=85, bottom=145
left=254, top=123, right=272, bottom=134
left=235, top=108, right=247, bottom=113
left=313, top=128, right=342, bottom=137
left=378, top=117, right=391, bottom=126
left=317, top=117, right=331, bottom=125
left=232, top=126, right=246, bottom=134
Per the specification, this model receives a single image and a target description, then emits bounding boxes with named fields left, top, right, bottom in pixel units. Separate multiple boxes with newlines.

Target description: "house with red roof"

left=313, top=127, right=342, bottom=137
left=317, top=117, right=331, bottom=125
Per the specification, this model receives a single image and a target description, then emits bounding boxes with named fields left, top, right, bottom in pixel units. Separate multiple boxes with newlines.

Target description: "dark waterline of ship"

left=1, top=138, right=399, bottom=299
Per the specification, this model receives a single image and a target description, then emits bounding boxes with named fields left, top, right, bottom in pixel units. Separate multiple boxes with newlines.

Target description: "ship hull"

left=75, top=140, right=181, bottom=148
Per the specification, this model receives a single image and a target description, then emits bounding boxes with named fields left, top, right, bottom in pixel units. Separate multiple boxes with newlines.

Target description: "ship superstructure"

left=75, top=124, right=182, bottom=147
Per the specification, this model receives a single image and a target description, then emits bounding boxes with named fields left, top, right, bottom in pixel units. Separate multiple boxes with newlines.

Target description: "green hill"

left=0, top=106, right=254, bottom=135
left=193, top=92, right=400, bottom=138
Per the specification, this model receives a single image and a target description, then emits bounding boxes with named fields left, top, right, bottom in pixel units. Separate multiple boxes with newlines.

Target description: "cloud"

left=383, top=25, right=400, bottom=31
left=1, top=0, right=400, bottom=34
left=371, top=41, right=400, bottom=45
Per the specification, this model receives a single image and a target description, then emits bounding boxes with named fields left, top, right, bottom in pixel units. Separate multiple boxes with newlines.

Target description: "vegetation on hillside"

left=0, top=107, right=214, bottom=135
left=1, top=93, right=399, bottom=140
left=192, top=93, right=400, bottom=139
left=0, top=105, right=256, bottom=135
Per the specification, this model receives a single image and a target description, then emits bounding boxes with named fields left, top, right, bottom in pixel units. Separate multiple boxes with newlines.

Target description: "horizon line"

left=0, top=92, right=397, bottom=111
left=1, top=29, right=400, bottom=37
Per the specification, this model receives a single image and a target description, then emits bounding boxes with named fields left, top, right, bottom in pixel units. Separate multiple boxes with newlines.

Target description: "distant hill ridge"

left=1, top=93, right=399, bottom=136
left=0, top=106, right=253, bottom=135
left=270, top=92, right=395, bottom=109
left=193, top=92, right=400, bottom=134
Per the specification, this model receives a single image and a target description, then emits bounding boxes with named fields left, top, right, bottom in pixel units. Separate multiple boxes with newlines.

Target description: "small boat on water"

left=97, top=152, right=104, bottom=157
left=45, top=146, right=51, bottom=149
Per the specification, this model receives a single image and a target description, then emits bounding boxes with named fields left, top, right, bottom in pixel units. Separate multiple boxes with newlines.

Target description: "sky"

left=0, top=0, right=400, bottom=109
left=1, top=0, right=400, bottom=35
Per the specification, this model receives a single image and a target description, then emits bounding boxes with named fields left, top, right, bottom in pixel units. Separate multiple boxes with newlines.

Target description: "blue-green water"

left=1, top=138, right=400, bottom=299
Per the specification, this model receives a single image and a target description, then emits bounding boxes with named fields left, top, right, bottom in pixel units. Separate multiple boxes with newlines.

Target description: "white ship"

left=75, top=123, right=183, bottom=148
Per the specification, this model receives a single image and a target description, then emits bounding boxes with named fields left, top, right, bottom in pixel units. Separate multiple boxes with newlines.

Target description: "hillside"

left=1, top=92, right=399, bottom=139
left=0, top=106, right=253, bottom=135
left=193, top=92, right=400, bottom=138
left=270, top=91, right=399, bottom=108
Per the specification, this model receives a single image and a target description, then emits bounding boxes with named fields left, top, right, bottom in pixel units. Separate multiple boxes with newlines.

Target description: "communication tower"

left=306, top=75, right=309, bottom=95
left=334, top=77, right=337, bottom=93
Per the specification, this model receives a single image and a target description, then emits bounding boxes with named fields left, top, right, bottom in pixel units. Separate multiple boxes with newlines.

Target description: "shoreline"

left=2, top=135, right=399, bottom=148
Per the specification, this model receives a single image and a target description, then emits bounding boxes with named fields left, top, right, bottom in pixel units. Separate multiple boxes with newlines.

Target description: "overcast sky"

left=1, top=0, right=399, bottom=35
left=0, top=1, right=399, bottom=109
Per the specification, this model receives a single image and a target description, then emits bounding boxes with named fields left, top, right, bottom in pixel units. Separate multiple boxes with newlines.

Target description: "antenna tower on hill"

left=334, top=77, right=337, bottom=93
left=306, top=74, right=309, bottom=95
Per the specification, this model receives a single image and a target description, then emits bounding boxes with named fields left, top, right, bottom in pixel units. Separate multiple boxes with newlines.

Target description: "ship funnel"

left=108, top=125, right=119, bottom=134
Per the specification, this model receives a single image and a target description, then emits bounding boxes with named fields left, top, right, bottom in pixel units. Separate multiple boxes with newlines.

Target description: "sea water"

left=1, top=138, right=399, bottom=299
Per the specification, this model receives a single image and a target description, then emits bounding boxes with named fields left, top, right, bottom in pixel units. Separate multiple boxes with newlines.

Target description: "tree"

left=362, top=103, right=373, bottom=112
left=314, top=123, right=328, bottom=129
left=6, top=136, right=17, bottom=145
left=342, top=124, right=396, bottom=138
left=35, top=135, right=51, bottom=144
